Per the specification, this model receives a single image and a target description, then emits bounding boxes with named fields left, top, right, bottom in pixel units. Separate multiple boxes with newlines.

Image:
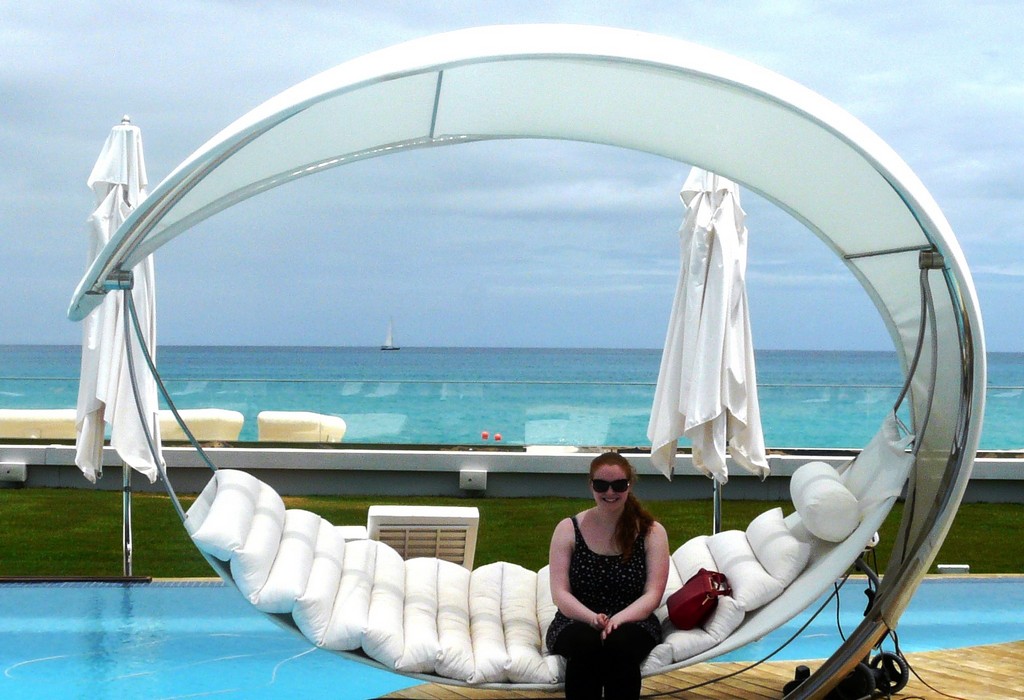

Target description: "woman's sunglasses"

left=591, top=478, right=630, bottom=493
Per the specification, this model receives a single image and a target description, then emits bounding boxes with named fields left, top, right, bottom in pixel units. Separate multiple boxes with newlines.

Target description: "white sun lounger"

left=159, top=408, right=244, bottom=442
left=0, top=408, right=78, bottom=439
left=184, top=418, right=913, bottom=688
left=256, top=410, right=347, bottom=442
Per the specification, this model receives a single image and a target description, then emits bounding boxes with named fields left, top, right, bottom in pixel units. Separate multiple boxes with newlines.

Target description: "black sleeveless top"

left=545, top=515, right=662, bottom=650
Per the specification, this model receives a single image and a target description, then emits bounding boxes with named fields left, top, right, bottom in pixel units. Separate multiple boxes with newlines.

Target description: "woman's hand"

left=591, top=612, right=610, bottom=632
left=596, top=522, right=671, bottom=639
left=600, top=613, right=623, bottom=639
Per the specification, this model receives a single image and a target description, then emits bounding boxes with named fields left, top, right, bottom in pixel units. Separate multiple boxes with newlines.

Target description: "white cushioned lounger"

left=647, top=418, right=914, bottom=674
left=0, top=408, right=78, bottom=439
left=159, top=408, right=244, bottom=442
left=257, top=410, right=347, bottom=442
left=185, top=417, right=912, bottom=689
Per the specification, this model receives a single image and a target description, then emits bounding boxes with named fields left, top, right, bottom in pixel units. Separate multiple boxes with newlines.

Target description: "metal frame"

left=69, top=25, right=985, bottom=697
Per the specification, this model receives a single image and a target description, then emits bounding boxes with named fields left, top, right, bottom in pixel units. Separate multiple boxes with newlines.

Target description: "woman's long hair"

left=590, top=452, right=655, bottom=561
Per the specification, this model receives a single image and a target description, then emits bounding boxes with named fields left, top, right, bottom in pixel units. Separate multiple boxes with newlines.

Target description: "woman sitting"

left=546, top=452, right=670, bottom=699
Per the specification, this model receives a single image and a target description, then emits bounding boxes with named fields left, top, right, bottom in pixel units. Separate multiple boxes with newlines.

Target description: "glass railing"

left=2, top=377, right=1020, bottom=450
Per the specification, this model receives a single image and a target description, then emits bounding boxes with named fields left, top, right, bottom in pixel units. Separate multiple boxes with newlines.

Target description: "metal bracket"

left=102, top=269, right=134, bottom=291
left=918, top=249, right=945, bottom=270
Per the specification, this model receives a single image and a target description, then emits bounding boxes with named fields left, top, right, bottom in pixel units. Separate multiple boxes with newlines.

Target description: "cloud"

left=2, top=1, right=1022, bottom=350
left=974, top=264, right=1024, bottom=278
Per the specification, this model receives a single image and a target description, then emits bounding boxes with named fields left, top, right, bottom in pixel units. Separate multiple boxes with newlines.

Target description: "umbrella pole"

left=122, top=466, right=133, bottom=576
left=712, top=480, right=722, bottom=534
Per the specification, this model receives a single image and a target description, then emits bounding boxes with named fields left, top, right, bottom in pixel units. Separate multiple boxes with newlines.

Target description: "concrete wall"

left=2, top=442, right=1021, bottom=503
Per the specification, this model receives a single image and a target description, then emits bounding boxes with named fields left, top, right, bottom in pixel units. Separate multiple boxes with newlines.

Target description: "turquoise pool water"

left=718, top=576, right=1024, bottom=661
left=0, top=581, right=420, bottom=700
left=1, top=578, right=1021, bottom=698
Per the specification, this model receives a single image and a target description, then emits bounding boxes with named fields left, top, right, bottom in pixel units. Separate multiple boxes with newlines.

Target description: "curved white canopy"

left=68, top=25, right=985, bottom=696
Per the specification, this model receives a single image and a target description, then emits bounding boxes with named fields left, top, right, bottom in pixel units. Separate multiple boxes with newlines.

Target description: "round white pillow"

left=790, top=461, right=860, bottom=542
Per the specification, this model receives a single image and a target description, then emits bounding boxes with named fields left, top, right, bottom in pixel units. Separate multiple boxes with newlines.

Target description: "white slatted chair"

left=367, top=505, right=480, bottom=570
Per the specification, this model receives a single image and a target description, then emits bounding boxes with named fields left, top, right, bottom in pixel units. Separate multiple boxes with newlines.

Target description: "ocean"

left=1, top=346, right=1021, bottom=450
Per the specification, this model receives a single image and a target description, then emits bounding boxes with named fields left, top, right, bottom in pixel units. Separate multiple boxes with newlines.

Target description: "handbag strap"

left=708, top=570, right=732, bottom=596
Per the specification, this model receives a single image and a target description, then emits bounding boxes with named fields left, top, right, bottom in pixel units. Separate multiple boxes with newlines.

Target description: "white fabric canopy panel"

left=68, top=25, right=985, bottom=698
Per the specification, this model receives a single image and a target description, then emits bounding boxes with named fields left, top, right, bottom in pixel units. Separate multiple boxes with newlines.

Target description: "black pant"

left=551, top=620, right=658, bottom=699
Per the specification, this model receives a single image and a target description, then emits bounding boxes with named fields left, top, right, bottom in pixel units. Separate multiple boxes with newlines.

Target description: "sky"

left=2, top=1, right=1022, bottom=351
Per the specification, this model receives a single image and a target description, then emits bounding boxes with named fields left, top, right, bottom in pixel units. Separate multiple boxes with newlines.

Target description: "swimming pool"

left=1, top=577, right=1021, bottom=699
left=0, top=581, right=420, bottom=699
left=719, top=575, right=1024, bottom=662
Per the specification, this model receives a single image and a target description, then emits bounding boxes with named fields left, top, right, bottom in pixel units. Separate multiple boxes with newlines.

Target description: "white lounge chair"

left=0, top=408, right=77, bottom=439
left=159, top=408, right=244, bottom=442
left=367, top=505, right=480, bottom=570
left=256, top=411, right=346, bottom=442
left=184, top=418, right=913, bottom=688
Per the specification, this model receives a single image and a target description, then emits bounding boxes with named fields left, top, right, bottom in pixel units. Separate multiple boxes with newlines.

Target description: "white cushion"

left=671, top=534, right=717, bottom=583
left=230, top=482, right=286, bottom=600
left=336, top=525, right=369, bottom=541
left=642, top=641, right=677, bottom=675
left=665, top=535, right=724, bottom=624
left=0, top=408, right=77, bottom=439
left=535, top=566, right=566, bottom=682
left=293, top=521, right=346, bottom=645
left=258, top=410, right=347, bottom=442
left=363, top=542, right=406, bottom=668
left=184, top=475, right=218, bottom=537
left=468, top=562, right=511, bottom=683
left=703, top=595, right=744, bottom=641
left=435, top=560, right=474, bottom=681
left=791, top=461, right=860, bottom=542
left=398, top=558, right=442, bottom=673
left=500, top=563, right=554, bottom=684
left=252, top=509, right=321, bottom=613
left=654, top=555, right=686, bottom=626
left=663, top=554, right=685, bottom=597
left=706, top=530, right=783, bottom=611
left=535, top=566, right=558, bottom=645
left=745, top=508, right=811, bottom=585
left=187, top=470, right=262, bottom=561
left=649, top=627, right=713, bottom=668
left=647, top=594, right=744, bottom=669
left=159, top=408, right=244, bottom=442
left=322, top=538, right=377, bottom=650
left=546, top=653, right=567, bottom=685
left=842, top=414, right=915, bottom=507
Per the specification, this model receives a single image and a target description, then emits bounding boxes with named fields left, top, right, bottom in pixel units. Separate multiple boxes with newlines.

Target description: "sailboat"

left=381, top=318, right=400, bottom=351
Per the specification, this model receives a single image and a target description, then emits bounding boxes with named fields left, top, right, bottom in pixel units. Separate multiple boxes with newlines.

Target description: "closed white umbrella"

left=75, top=117, right=162, bottom=482
left=648, top=167, right=768, bottom=484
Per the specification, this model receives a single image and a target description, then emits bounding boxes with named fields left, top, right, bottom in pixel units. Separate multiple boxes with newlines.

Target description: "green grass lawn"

left=1, top=487, right=1021, bottom=578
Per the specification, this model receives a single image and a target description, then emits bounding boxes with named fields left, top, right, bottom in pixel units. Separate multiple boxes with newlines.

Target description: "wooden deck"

left=382, top=640, right=1024, bottom=699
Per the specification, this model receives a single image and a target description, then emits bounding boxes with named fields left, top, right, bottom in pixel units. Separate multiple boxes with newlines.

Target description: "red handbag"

left=667, top=568, right=732, bottom=630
